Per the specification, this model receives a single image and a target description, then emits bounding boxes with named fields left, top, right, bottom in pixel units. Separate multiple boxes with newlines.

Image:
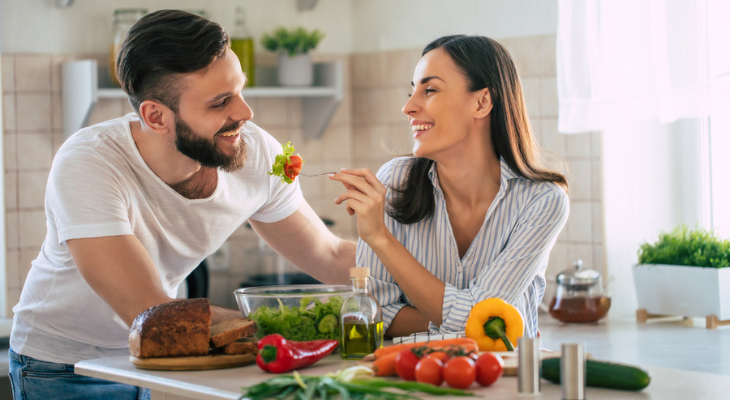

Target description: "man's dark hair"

left=116, top=10, right=230, bottom=113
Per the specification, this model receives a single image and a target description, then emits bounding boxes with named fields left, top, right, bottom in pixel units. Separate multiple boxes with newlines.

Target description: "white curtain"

left=556, top=0, right=730, bottom=134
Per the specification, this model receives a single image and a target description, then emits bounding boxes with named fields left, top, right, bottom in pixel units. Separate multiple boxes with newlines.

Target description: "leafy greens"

left=250, top=296, right=344, bottom=341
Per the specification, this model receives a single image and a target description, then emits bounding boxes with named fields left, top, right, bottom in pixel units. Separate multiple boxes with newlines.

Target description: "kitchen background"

left=1, top=0, right=603, bottom=323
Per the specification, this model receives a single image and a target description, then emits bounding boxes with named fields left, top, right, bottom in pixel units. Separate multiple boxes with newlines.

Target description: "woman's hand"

left=330, top=169, right=389, bottom=246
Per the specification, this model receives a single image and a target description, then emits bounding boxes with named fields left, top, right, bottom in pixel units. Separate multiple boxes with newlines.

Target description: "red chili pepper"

left=255, top=334, right=338, bottom=373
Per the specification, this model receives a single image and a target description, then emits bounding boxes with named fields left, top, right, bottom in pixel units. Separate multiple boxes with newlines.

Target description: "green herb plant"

left=261, top=27, right=325, bottom=57
left=241, top=366, right=475, bottom=400
left=637, top=225, right=730, bottom=268
left=250, top=296, right=344, bottom=342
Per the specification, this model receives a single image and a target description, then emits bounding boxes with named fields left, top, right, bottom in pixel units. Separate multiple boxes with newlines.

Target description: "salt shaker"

left=517, top=336, right=541, bottom=395
left=561, top=343, right=586, bottom=400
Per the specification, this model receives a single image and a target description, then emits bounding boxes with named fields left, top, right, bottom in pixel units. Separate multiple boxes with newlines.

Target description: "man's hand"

left=249, top=201, right=356, bottom=285
left=67, top=235, right=173, bottom=327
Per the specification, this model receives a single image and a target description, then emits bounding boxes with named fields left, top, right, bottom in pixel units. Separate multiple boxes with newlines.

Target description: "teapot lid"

left=556, top=259, right=601, bottom=285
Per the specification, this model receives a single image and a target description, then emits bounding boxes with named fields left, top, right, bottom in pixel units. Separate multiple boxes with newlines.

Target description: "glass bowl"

left=234, top=284, right=353, bottom=341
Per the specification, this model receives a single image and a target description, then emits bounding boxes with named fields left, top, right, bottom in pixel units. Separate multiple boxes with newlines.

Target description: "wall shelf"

left=62, top=60, right=343, bottom=140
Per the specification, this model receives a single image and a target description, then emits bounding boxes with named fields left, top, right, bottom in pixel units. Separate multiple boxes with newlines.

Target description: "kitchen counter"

left=74, top=315, right=730, bottom=399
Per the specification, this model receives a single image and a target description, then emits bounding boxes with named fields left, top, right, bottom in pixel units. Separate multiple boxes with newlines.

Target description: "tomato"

left=443, top=356, right=476, bottom=389
left=415, top=355, right=444, bottom=386
left=475, top=352, right=504, bottom=387
left=395, top=349, right=420, bottom=381
left=284, top=155, right=303, bottom=180
left=428, top=351, right=450, bottom=364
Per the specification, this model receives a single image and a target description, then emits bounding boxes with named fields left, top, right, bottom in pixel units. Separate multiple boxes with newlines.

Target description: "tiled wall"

left=1, top=34, right=605, bottom=314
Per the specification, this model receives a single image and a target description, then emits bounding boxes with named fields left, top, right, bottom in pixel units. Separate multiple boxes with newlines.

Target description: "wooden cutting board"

left=130, top=353, right=256, bottom=371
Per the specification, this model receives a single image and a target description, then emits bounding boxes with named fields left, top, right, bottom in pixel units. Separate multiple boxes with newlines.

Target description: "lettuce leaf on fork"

left=269, top=141, right=297, bottom=184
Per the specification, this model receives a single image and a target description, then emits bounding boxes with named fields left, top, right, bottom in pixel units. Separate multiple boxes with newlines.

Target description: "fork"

left=299, top=171, right=338, bottom=177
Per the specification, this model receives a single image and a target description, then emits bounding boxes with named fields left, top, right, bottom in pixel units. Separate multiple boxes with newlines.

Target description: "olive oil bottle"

left=230, top=6, right=255, bottom=87
left=340, top=267, right=384, bottom=359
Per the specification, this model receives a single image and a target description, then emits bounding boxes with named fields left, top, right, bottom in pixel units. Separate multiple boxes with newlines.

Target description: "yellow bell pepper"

left=465, top=297, right=524, bottom=351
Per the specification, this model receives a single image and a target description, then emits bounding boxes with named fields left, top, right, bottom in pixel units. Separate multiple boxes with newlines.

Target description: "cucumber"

left=541, top=357, right=651, bottom=391
left=316, top=314, right=338, bottom=333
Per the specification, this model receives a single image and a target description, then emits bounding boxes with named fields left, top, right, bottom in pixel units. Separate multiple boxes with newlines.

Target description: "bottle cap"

left=350, top=267, right=370, bottom=278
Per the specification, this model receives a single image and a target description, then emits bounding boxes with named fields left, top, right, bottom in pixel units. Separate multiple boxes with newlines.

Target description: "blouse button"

left=456, top=266, right=464, bottom=273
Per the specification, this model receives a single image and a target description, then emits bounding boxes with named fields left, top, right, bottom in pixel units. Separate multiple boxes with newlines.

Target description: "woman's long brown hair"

left=389, top=35, right=568, bottom=224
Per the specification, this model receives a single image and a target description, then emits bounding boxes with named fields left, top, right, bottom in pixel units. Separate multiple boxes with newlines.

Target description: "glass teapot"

left=548, top=259, right=611, bottom=323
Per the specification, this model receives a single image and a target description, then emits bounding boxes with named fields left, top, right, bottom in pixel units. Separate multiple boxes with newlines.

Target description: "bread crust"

left=210, top=318, right=257, bottom=348
left=129, top=298, right=211, bottom=358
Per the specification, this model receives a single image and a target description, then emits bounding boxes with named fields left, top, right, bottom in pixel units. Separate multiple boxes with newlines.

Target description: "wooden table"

left=75, top=354, right=730, bottom=400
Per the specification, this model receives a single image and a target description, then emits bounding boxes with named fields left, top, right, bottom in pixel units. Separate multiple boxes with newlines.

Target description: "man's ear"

left=138, top=100, right=174, bottom=134
left=475, top=88, right=493, bottom=118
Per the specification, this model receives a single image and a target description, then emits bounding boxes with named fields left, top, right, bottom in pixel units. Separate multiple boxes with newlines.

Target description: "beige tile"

left=565, top=133, right=591, bottom=158
left=351, top=88, right=372, bottom=125
left=297, top=130, right=324, bottom=162
left=207, top=275, right=231, bottom=308
left=287, top=97, right=302, bottom=126
left=591, top=159, right=603, bottom=201
left=593, top=244, right=607, bottom=279
left=504, top=36, right=543, bottom=77
left=19, top=210, right=47, bottom=248
left=18, top=170, right=49, bottom=209
left=521, top=77, right=541, bottom=118
left=6, top=289, right=21, bottom=317
left=369, top=52, right=387, bottom=89
left=538, top=35, right=557, bottom=76
left=386, top=123, right=414, bottom=156
left=320, top=125, right=352, bottom=163
left=540, top=77, right=558, bottom=117
left=539, top=118, right=564, bottom=156
left=51, top=55, right=75, bottom=93
left=590, top=131, right=602, bottom=158
left=557, top=220, right=569, bottom=243
left=4, top=93, right=16, bottom=131
left=5, top=171, right=17, bottom=210
left=252, top=97, right=288, bottom=128
left=350, top=53, right=369, bottom=89
left=52, top=92, right=63, bottom=131
left=385, top=85, right=409, bottom=124
left=547, top=242, right=569, bottom=278
left=566, top=159, right=592, bottom=201
left=16, top=93, right=52, bottom=131
left=87, top=98, right=125, bottom=126
left=330, top=92, right=351, bottom=125
left=4, top=133, right=17, bottom=171
left=15, top=55, right=52, bottom=92
left=592, top=201, right=604, bottom=243
left=2, top=54, right=15, bottom=92
left=6, top=210, right=19, bottom=249
left=122, top=99, right=135, bottom=114
left=19, top=248, right=40, bottom=286
left=566, top=201, right=592, bottom=242
left=567, top=243, right=593, bottom=269
left=17, top=133, right=53, bottom=170
left=370, top=88, right=390, bottom=124
left=385, top=49, right=418, bottom=87
left=52, top=131, right=65, bottom=157
left=6, top=250, right=20, bottom=290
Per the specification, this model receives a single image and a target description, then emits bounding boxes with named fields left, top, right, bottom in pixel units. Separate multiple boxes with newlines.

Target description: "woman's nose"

left=402, top=92, right=418, bottom=116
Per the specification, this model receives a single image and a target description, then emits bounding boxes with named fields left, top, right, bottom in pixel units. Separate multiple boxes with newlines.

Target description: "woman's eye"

left=425, top=88, right=436, bottom=94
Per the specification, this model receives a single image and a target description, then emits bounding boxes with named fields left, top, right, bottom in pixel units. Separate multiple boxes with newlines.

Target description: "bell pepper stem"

left=483, top=317, right=515, bottom=351
left=261, top=344, right=278, bottom=364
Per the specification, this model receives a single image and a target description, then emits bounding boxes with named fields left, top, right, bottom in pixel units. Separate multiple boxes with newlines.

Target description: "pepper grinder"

left=561, top=343, right=586, bottom=400
left=517, top=336, right=541, bottom=396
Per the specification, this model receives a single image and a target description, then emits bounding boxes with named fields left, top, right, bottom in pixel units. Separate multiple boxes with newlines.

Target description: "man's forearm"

left=323, top=238, right=357, bottom=285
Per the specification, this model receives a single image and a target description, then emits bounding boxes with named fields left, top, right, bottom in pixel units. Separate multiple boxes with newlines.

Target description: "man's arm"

left=68, top=235, right=239, bottom=327
left=249, top=201, right=356, bottom=285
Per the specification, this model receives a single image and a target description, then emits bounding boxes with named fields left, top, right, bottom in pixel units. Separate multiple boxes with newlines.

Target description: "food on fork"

left=269, top=142, right=304, bottom=184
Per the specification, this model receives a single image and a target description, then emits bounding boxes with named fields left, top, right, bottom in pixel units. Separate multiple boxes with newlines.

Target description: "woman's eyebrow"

left=411, top=76, right=444, bottom=86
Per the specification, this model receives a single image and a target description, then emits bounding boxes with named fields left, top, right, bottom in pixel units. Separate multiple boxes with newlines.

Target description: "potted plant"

left=633, top=225, right=730, bottom=328
left=261, top=26, right=325, bottom=86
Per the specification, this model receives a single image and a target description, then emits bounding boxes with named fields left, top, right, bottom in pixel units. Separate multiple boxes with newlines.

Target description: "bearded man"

left=8, top=10, right=355, bottom=400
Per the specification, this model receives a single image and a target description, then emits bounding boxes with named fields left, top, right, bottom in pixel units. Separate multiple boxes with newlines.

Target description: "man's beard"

left=174, top=115, right=247, bottom=172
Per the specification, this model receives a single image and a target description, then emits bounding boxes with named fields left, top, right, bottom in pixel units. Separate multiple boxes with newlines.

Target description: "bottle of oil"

left=109, top=9, right=147, bottom=87
left=340, top=267, right=384, bottom=359
left=229, top=6, right=256, bottom=87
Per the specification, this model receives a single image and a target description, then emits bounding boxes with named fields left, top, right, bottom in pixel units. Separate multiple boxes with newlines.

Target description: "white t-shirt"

left=10, top=113, right=303, bottom=364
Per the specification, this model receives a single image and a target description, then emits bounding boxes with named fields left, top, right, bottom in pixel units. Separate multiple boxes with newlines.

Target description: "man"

left=8, top=10, right=355, bottom=400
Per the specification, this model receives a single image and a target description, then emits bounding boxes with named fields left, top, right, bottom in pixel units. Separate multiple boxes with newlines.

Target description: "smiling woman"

left=330, top=35, right=569, bottom=339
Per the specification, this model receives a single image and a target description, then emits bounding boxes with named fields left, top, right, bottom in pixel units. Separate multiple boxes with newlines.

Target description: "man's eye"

left=407, top=93, right=413, bottom=98
left=213, top=98, right=229, bottom=108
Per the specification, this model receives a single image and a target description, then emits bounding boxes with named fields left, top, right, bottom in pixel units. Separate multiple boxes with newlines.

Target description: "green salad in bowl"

left=235, top=285, right=352, bottom=342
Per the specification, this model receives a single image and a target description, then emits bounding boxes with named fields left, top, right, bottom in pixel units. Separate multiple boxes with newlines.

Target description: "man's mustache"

left=216, top=121, right=245, bottom=135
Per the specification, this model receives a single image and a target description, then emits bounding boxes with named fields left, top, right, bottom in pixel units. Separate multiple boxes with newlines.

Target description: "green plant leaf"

left=260, top=26, right=326, bottom=56
left=637, top=225, right=730, bottom=268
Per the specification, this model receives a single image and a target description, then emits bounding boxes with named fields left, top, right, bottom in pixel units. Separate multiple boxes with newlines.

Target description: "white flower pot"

left=633, top=264, right=730, bottom=320
left=277, top=53, right=313, bottom=87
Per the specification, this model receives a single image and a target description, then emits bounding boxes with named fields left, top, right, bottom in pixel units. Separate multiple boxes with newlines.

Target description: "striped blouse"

left=356, top=157, right=569, bottom=337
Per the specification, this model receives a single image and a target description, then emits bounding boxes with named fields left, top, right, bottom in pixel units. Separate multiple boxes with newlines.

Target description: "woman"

left=331, top=35, right=569, bottom=339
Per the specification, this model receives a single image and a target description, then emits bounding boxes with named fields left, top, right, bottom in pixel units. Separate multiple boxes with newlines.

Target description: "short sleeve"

left=47, top=147, right=133, bottom=245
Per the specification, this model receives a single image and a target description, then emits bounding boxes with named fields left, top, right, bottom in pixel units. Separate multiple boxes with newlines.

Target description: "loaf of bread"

left=210, top=318, right=257, bottom=348
left=129, top=298, right=211, bottom=358
left=221, top=337, right=258, bottom=355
